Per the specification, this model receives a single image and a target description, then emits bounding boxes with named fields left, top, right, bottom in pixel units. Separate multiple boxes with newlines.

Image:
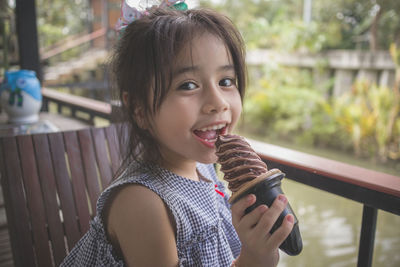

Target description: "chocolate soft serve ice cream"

left=215, top=134, right=281, bottom=200
left=215, top=134, right=303, bottom=256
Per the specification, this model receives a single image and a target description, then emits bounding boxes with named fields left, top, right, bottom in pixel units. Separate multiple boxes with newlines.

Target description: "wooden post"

left=91, top=0, right=106, bottom=48
left=102, top=0, right=109, bottom=49
left=15, top=0, right=42, bottom=81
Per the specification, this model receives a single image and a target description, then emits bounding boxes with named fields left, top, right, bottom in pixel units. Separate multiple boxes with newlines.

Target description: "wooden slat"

left=104, top=123, right=122, bottom=175
left=0, top=228, right=12, bottom=265
left=48, top=133, right=81, bottom=250
left=0, top=228, right=13, bottom=267
left=32, top=134, right=67, bottom=265
left=0, top=193, right=12, bottom=266
left=17, top=135, right=53, bottom=267
left=63, top=131, right=90, bottom=233
left=0, top=227, right=13, bottom=267
left=77, top=129, right=101, bottom=213
left=0, top=137, right=36, bottom=267
left=91, top=127, right=113, bottom=189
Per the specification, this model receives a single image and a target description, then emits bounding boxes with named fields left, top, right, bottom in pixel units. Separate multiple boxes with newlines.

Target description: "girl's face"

left=148, top=33, right=242, bottom=178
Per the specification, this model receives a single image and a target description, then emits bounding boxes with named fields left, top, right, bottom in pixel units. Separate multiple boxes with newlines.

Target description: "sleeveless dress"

left=60, top=163, right=241, bottom=266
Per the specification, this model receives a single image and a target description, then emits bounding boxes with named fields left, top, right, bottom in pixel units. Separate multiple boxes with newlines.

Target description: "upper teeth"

left=198, top=123, right=226, bottom=132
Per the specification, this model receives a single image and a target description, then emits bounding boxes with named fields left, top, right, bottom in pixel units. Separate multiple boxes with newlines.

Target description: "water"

left=279, top=179, right=400, bottom=267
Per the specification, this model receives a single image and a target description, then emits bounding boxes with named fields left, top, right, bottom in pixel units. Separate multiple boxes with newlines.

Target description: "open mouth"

left=193, top=123, right=227, bottom=147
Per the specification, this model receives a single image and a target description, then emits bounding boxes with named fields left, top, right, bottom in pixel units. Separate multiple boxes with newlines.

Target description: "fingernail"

left=278, top=194, right=287, bottom=203
left=259, top=205, right=268, bottom=213
left=286, top=214, right=294, bottom=223
left=247, top=194, right=254, bottom=203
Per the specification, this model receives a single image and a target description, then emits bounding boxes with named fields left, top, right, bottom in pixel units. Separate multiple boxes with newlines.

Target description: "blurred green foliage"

left=240, top=60, right=400, bottom=163
left=37, top=0, right=90, bottom=48
left=200, top=0, right=400, bottom=51
left=332, top=80, right=400, bottom=161
left=241, top=65, right=350, bottom=151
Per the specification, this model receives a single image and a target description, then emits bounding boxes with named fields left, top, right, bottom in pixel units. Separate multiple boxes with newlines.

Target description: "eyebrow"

left=219, top=64, right=235, bottom=72
left=173, top=64, right=235, bottom=76
left=174, top=65, right=199, bottom=76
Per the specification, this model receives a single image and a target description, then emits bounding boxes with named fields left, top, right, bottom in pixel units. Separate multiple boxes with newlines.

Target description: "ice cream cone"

left=215, top=134, right=303, bottom=256
left=228, top=168, right=282, bottom=203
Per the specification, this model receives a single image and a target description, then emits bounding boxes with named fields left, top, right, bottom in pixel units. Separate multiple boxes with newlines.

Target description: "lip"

left=193, top=121, right=229, bottom=148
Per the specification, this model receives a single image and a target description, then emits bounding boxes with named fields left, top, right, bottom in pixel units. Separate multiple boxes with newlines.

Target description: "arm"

left=231, top=194, right=294, bottom=267
left=106, top=185, right=178, bottom=267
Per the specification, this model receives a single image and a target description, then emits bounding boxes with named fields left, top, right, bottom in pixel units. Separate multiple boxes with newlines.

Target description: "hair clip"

left=171, top=1, right=188, bottom=10
left=115, top=0, right=188, bottom=35
left=159, top=0, right=188, bottom=10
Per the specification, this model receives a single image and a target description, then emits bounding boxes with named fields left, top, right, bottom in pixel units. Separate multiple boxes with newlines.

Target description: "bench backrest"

left=0, top=124, right=123, bottom=267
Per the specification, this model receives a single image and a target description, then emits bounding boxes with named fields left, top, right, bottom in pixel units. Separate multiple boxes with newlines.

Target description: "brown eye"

left=178, top=82, right=198, bottom=91
left=219, top=78, right=235, bottom=87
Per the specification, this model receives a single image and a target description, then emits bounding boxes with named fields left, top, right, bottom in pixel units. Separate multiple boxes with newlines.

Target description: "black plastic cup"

left=232, top=172, right=303, bottom=256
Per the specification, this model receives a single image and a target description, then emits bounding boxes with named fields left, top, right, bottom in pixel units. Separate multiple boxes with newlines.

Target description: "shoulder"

left=107, top=184, right=173, bottom=222
left=106, top=184, right=178, bottom=266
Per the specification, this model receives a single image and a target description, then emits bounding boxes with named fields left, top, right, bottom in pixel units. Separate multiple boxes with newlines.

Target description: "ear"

left=123, top=91, right=149, bottom=130
left=134, top=105, right=149, bottom=130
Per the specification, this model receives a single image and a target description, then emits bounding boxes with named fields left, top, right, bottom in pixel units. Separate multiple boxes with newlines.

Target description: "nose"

left=202, top=84, right=229, bottom=114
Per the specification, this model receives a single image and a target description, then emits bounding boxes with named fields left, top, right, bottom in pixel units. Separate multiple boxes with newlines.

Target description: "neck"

left=158, top=159, right=199, bottom=181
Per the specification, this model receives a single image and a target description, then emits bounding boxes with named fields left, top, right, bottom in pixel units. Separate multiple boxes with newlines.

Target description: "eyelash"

left=177, top=78, right=236, bottom=91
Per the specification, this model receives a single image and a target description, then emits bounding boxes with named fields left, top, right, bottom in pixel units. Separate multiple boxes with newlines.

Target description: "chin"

left=197, top=154, right=218, bottom=165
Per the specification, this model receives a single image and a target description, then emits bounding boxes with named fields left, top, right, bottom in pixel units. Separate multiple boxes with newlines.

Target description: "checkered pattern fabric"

left=61, top=163, right=241, bottom=266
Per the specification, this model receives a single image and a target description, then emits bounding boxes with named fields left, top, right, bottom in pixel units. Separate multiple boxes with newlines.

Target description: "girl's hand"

left=231, top=194, right=294, bottom=267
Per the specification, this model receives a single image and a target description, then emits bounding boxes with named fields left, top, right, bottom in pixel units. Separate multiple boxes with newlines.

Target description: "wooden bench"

left=0, top=124, right=123, bottom=267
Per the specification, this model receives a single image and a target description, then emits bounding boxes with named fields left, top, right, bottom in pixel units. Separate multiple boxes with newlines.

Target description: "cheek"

left=151, top=100, right=194, bottom=133
left=230, top=92, right=243, bottom=126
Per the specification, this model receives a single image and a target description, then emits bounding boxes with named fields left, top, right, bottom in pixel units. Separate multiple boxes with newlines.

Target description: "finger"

left=268, top=214, right=294, bottom=250
left=240, top=204, right=269, bottom=229
left=231, top=194, right=256, bottom=226
left=255, top=194, right=287, bottom=234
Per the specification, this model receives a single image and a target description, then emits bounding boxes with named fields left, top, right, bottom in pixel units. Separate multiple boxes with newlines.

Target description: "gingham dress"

left=60, top=163, right=241, bottom=266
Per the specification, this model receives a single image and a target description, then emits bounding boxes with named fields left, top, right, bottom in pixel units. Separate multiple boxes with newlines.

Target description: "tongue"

left=194, top=130, right=217, bottom=140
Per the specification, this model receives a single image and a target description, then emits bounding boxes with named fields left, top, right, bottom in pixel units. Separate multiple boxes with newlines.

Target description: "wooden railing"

left=41, top=87, right=117, bottom=124
left=42, top=88, right=400, bottom=267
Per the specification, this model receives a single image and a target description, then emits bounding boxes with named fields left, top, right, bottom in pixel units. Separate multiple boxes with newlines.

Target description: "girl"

left=61, top=2, right=294, bottom=266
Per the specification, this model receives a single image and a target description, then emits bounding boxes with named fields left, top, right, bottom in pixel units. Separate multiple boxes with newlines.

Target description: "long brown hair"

left=110, top=8, right=247, bottom=176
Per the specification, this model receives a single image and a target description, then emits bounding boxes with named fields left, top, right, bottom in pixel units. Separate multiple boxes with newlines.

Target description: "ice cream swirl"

left=215, top=134, right=268, bottom=193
